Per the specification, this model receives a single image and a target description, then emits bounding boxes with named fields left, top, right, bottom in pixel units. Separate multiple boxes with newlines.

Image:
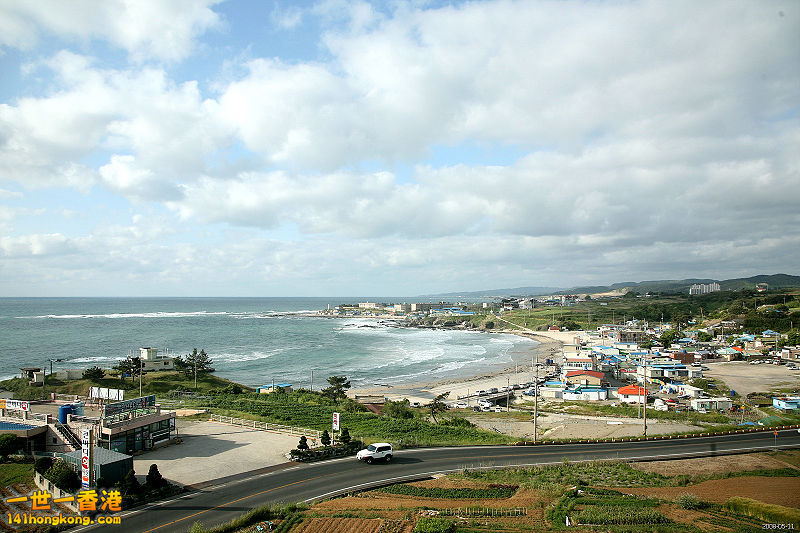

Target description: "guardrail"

left=209, top=414, right=322, bottom=439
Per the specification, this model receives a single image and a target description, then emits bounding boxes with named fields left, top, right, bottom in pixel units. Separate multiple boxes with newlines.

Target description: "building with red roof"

left=617, top=384, right=648, bottom=403
left=564, top=370, right=606, bottom=387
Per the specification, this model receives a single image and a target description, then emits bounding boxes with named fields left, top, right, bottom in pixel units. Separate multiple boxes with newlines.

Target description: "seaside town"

left=1, top=282, right=799, bottom=529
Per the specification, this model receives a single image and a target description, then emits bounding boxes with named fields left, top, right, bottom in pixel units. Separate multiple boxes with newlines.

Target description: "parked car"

left=478, top=399, right=494, bottom=408
left=475, top=390, right=487, bottom=396
left=452, top=401, right=469, bottom=409
left=488, top=387, right=499, bottom=394
left=357, top=443, right=393, bottom=464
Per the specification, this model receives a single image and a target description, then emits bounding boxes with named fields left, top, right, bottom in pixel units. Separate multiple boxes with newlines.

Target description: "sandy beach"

left=349, top=328, right=577, bottom=404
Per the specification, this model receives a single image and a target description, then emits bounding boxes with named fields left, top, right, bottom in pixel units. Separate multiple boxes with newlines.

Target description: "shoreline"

left=349, top=328, right=576, bottom=404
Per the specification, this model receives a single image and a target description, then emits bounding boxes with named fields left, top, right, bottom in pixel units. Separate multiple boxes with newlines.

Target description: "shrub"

left=44, top=460, right=80, bottom=492
left=675, top=492, right=702, bottom=510
left=146, top=464, right=166, bottom=489
left=297, top=435, right=309, bottom=450
left=414, top=516, right=455, bottom=533
left=0, top=433, right=20, bottom=460
left=34, top=456, right=54, bottom=475
left=82, top=366, right=105, bottom=380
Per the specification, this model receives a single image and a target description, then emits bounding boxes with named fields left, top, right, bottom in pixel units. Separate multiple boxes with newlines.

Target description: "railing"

left=435, top=507, right=527, bottom=517
left=52, top=420, right=82, bottom=450
left=209, top=414, right=322, bottom=438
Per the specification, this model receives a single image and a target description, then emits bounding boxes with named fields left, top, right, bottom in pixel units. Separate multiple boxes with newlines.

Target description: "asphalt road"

left=81, top=429, right=800, bottom=533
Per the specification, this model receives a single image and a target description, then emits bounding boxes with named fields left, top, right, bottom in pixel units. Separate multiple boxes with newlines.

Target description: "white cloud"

left=0, top=188, right=23, bottom=199
left=0, top=0, right=222, bottom=61
left=0, top=51, right=233, bottom=193
left=0, top=0, right=798, bottom=295
left=0, top=233, right=73, bottom=257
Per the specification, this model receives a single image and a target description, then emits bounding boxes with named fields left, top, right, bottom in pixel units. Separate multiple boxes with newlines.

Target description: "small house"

left=773, top=396, right=800, bottom=411
left=564, top=370, right=606, bottom=387
left=690, top=397, right=733, bottom=411
left=616, top=384, right=648, bottom=403
left=257, top=383, right=293, bottom=394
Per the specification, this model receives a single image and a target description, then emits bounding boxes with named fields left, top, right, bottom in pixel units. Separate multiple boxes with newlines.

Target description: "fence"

left=436, top=507, right=527, bottom=517
left=209, top=414, right=322, bottom=439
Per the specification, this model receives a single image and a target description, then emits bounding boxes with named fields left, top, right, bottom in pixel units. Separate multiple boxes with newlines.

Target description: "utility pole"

left=533, top=350, right=539, bottom=444
left=194, top=358, right=197, bottom=391
left=642, top=358, right=647, bottom=437
left=139, top=358, right=143, bottom=397
left=506, top=377, right=510, bottom=412
left=311, top=369, right=314, bottom=392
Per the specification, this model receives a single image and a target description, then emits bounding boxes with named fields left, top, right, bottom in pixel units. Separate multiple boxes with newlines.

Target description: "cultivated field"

left=225, top=450, right=800, bottom=533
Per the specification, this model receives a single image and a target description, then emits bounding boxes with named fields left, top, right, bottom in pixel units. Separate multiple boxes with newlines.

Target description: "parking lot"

left=703, top=361, right=800, bottom=397
left=131, top=419, right=301, bottom=487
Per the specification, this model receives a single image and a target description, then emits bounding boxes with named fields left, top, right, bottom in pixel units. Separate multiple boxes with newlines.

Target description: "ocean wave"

left=18, top=311, right=229, bottom=319
left=68, top=356, right=125, bottom=363
left=214, top=349, right=284, bottom=363
left=432, top=358, right=486, bottom=374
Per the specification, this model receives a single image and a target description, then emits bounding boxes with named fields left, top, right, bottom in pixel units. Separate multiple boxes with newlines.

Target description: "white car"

left=452, top=401, right=469, bottom=409
left=356, top=442, right=393, bottom=464
left=478, top=399, right=494, bottom=408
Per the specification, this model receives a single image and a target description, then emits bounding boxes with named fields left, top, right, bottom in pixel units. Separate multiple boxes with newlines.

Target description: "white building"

left=690, top=397, right=732, bottom=411
left=139, top=347, right=175, bottom=372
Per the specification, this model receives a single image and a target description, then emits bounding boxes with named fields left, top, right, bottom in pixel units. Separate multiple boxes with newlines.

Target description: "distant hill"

left=564, top=274, right=800, bottom=295
left=561, top=279, right=718, bottom=295
left=719, top=273, right=800, bottom=291
left=422, top=286, right=564, bottom=298
left=428, top=273, right=800, bottom=300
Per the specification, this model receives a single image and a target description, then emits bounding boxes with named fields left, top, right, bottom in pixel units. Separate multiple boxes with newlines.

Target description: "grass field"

left=0, top=461, right=34, bottom=486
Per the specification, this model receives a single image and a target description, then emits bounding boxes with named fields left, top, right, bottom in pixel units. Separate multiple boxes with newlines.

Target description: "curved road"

left=84, top=430, right=800, bottom=532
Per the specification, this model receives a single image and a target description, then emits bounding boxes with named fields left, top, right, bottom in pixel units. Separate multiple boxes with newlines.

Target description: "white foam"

left=214, top=349, right=284, bottom=363
left=69, top=356, right=124, bottom=363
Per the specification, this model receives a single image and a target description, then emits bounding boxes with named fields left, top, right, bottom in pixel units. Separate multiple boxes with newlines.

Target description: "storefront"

left=90, top=395, right=176, bottom=455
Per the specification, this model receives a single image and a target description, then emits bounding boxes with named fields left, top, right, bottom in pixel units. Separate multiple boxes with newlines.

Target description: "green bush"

left=34, top=456, right=54, bottom=475
left=675, top=492, right=704, bottom=510
left=377, top=484, right=516, bottom=499
left=0, top=433, right=20, bottom=459
left=414, top=516, right=455, bottom=533
left=43, top=460, right=80, bottom=492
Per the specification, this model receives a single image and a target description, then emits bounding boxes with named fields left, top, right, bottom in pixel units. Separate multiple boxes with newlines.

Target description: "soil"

left=631, top=451, right=799, bottom=476
left=703, top=361, right=800, bottom=396
left=620, top=476, right=800, bottom=508
left=293, top=517, right=387, bottom=533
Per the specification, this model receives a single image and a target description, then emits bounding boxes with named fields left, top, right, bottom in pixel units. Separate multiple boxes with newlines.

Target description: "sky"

left=0, top=0, right=798, bottom=297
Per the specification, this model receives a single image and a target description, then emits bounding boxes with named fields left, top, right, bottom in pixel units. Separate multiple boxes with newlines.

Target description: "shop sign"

left=0, top=399, right=30, bottom=411
left=103, top=395, right=155, bottom=417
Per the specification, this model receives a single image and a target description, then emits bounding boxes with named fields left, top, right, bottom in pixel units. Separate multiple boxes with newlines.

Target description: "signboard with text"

left=0, top=399, right=30, bottom=412
left=332, top=412, right=340, bottom=431
left=80, top=429, right=91, bottom=489
left=90, top=387, right=124, bottom=401
left=103, top=395, right=155, bottom=417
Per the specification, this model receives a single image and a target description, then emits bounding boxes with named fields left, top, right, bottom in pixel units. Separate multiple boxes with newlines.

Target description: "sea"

left=0, top=298, right=538, bottom=393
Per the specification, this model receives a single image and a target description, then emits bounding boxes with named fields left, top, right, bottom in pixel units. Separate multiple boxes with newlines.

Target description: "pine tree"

left=339, top=428, right=351, bottom=445
left=297, top=435, right=309, bottom=450
left=146, top=463, right=165, bottom=489
left=321, top=430, right=331, bottom=447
